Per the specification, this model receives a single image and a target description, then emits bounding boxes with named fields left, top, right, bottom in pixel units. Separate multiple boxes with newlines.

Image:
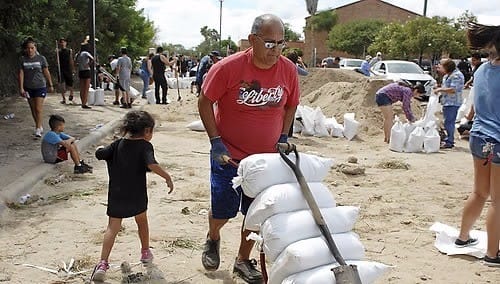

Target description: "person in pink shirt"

left=197, top=13, right=300, bottom=283
left=375, top=81, right=426, bottom=143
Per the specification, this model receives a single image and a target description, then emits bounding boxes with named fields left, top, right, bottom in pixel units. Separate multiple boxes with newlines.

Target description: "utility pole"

left=88, top=0, right=96, bottom=88
left=423, top=0, right=428, bottom=17
left=219, top=0, right=224, bottom=51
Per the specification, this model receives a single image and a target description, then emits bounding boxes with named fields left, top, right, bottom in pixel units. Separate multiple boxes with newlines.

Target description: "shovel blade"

left=332, top=264, right=362, bottom=284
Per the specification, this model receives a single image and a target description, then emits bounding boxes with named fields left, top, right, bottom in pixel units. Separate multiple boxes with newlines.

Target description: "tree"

left=369, top=16, right=469, bottom=61
left=0, top=0, right=155, bottom=95
left=455, top=10, right=478, bottom=31
left=306, top=10, right=338, bottom=32
left=328, top=20, right=385, bottom=57
left=284, top=23, right=301, bottom=41
left=196, top=26, right=220, bottom=56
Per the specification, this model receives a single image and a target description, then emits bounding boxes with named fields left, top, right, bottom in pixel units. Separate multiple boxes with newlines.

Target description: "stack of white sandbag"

left=234, top=153, right=389, bottom=284
left=294, top=105, right=359, bottom=140
left=389, top=94, right=441, bottom=153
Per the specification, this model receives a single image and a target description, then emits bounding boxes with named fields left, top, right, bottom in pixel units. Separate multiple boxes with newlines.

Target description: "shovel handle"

left=222, top=155, right=239, bottom=168
left=277, top=146, right=348, bottom=266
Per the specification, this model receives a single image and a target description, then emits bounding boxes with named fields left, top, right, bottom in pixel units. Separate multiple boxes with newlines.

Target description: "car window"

left=387, top=62, right=424, bottom=74
left=346, top=60, right=362, bottom=67
left=372, top=62, right=381, bottom=71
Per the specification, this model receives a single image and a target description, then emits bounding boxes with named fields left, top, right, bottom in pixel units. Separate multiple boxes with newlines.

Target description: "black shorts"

left=78, top=70, right=91, bottom=79
left=59, top=71, right=73, bottom=87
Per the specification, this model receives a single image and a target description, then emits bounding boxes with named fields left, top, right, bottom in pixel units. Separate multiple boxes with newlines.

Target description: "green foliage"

left=196, top=26, right=221, bottom=56
left=0, top=0, right=155, bottom=95
left=284, top=23, right=301, bottom=41
left=307, top=10, right=338, bottom=32
left=370, top=16, right=469, bottom=60
left=328, top=20, right=386, bottom=57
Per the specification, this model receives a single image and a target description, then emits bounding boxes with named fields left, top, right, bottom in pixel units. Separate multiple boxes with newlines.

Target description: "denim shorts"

left=26, top=87, right=47, bottom=98
left=375, top=93, right=392, bottom=106
left=210, top=158, right=253, bottom=219
left=469, top=135, right=500, bottom=165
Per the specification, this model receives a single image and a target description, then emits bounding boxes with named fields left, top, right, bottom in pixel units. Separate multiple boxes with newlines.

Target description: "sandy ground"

left=0, top=70, right=499, bottom=284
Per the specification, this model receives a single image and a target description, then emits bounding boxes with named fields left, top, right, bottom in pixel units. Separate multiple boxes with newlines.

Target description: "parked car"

left=371, top=60, right=436, bottom=97
left=339, top=58, right=363, bottom=70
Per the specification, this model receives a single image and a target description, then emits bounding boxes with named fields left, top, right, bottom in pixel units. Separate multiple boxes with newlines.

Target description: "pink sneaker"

left=90, top=260, right=109, bottom=281
left=141, top=248, right=154, bottom=263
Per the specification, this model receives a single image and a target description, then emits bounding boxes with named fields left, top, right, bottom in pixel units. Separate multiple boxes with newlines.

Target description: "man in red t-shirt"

left=198, top=13, right=300, bottom=283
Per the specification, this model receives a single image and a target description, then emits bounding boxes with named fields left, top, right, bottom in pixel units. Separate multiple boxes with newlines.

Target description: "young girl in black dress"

left=91, top=110, right=174, bottom=281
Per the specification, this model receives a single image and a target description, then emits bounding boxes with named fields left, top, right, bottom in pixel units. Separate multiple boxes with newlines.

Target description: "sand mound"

left=300, top=68, right=365, bottom=96
left=299, top=74, right=425, bottom=137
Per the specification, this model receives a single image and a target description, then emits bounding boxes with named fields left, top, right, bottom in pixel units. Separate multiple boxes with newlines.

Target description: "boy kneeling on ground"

left=41, top=114, right=93, bottom=174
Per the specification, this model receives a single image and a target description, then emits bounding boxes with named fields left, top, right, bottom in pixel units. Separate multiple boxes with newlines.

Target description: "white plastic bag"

left=268, top=232, right=365, bottom=284
left=186, top=120, right=205, bottom=132
left=146, top=89, right=156, bottom=104
left=282, top=260, right=390, bottom=284
left=244, top=182, right=336, bottom=231
left=233, top=153, right=334, bottom=198
left=343, top=113, right=359, bottom=141
left=423, top=126, right=440, bottom=153
left=299, top=105, right=315, bottom=136
left=422, top=93, right=439, bottom=126
left=389, top=116, right=405, bottom=152
left=405, top=126, right=425, bottom=153
left=94, top=88, right=105, bottom=105
left=325, top=117, right=344, bottom=138
left=129, top=86, right=139, bottom=99
left=313, top=107, right=330, bottom=137
left=261, top=206, right=360, bottom=262
left=87, top=87, right=95, bottom=105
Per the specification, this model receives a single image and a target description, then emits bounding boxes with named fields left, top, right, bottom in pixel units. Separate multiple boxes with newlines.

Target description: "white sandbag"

left=87, top=87, right=95, bottom=105
left=233, top=153, right=334, bottom=198
left=244, top=182, right=336, bottom=231
left=262, top=206, right=359, bottom=262
left=405, top=126, right=425, bottom=153
left=423, top=126, right=441, bottom=153
left=457, top=86, right=474, bottom=121
left=268, top=232, right=365, bottom=284
left=129, top=86, right=139, bottom=99
left=299, top=105, right=315, bottom=136
left=146, top=89, right=156, bottom=104
left=403, top=122, right=416, bottom=145
left=421, top=93, right=439, bottom=126
left=282, top=260, right=390, bottom=284
left=313, top=107, right=330, bottom=137
left=94, top=88, right=105, bottom=105
left=343, top=113, right=359, bottom=141
left=293, top=118, right=303, bottom=133
left=186, top=120, right=205, bottom=132
left=326, top=117, right=344, bottom=138
left=389, top=116, right=405, bottom=152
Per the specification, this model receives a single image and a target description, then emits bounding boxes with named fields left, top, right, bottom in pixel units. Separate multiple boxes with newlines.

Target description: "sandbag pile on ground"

left=389, top=94, right=441, bottom=153
left=235, top=152, right=389, bottom=283
left=294, top=105, right=359, bottom=140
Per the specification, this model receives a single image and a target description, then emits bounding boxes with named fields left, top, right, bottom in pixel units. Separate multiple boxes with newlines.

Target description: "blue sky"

left=136, top=0, right=500, bottom=49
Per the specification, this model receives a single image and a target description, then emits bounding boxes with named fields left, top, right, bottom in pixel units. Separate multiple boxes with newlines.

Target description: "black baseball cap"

left=210, top=50, right=220, bottom=57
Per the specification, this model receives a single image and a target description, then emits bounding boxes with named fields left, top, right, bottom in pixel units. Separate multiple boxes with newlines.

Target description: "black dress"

left=96, top=138, right=158, bottom=218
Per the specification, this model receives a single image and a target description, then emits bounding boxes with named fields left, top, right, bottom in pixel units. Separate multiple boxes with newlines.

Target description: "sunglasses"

left=253, top=34, right=286, bottom=49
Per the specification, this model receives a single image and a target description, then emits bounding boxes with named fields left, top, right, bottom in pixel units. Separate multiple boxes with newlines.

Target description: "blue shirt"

left=41, top=131, right=71, bottom=163
left=440, top=68, right=464, bottom=107
left=471, top=62, right=500, bottom=141
left=360, top=60, right=370, bottom=76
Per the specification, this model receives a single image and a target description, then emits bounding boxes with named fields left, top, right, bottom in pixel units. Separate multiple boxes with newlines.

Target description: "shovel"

left=276, top=143, right=362, bottom=284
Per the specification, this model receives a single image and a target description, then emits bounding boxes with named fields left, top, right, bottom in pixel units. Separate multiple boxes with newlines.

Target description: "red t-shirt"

left=202, top=48, right=300, bottom=160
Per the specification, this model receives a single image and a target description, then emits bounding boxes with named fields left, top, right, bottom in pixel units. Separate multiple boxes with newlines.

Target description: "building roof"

left=306, top=0, right=421, bottom=19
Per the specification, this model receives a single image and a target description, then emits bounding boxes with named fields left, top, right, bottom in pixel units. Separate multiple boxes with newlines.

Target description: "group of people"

left=16, top=13, right=500, bottom=284
left=375, top=23, right=500, bottom=267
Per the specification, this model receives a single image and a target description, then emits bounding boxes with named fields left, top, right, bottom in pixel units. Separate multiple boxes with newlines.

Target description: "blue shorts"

left=210, top=158, right=253, bottom=219
left=469, top=134, right=500, bottom=165
left=26, top=87, right=47, bottom=98
left=376, top=93, right=392, bottom=106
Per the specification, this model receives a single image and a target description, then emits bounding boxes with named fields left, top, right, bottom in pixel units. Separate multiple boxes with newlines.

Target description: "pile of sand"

left=299, top=69, right=425, bottom=137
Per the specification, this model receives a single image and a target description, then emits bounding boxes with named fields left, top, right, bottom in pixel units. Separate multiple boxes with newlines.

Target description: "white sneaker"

left=35, top=128, right=43, bottom=137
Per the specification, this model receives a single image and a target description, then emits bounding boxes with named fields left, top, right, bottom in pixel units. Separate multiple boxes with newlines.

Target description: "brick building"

left=304, top=0, right=420, bottom=66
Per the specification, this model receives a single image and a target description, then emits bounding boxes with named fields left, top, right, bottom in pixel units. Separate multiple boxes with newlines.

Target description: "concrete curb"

left=0, top=116, right=123, bottom=212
